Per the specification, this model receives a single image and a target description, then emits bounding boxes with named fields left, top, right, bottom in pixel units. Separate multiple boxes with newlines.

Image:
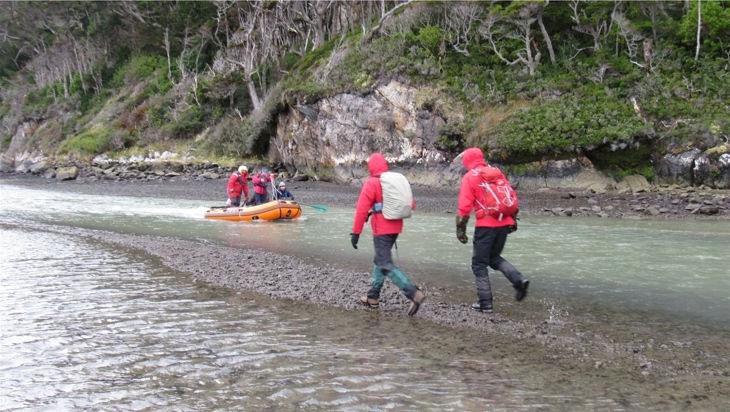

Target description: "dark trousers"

left=253, top=193, right=268, bottom=205
left=228, top=197, right=241, bottom=207
left=367, top=234, right=417, bottom=299
left=472, top=226, right=524, bottom=306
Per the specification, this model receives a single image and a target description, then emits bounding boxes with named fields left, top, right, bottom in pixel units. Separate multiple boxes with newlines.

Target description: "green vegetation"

left=59, top=125, right=116, bottom=155
left=1, top=0, right=729, bottom=178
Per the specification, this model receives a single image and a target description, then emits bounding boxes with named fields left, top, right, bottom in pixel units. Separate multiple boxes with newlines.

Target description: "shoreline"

left=2, top=175, right=729, bottom=407
left=2, top=218, right=728, bottom=409
left=2, top=172, right=729, bottom=219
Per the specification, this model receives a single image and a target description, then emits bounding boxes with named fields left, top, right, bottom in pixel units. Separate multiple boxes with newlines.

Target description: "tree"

left=479, top=3, right=543, bottom=76
left=569, top=0, right=617, bottom=51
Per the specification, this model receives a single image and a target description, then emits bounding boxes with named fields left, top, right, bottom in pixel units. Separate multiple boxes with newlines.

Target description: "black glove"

left=508, top=209, right=519, bottom=233
left=456, top=215, right=469, bottom=244
left=350, top=233, right=360, bottom=249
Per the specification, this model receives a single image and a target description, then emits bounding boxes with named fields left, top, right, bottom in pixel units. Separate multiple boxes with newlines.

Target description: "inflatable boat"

left=204, top=200, right=302, bottom=222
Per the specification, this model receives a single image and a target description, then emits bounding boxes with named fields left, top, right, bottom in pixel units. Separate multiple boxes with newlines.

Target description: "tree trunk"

left=537, top=12, right=555, bottom=64
left=164, top=28, right=172, bottom=82
left=247, top=80, right=262, bottom=112
left=695, top=0, right=701, bottom=61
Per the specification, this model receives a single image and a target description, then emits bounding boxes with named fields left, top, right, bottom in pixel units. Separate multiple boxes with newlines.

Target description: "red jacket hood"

left=462, top=147, right=487, bottom=170
left=368, top=153, right=389, bottom=177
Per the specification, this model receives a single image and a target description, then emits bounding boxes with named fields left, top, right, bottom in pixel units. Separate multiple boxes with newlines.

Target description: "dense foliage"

left=0, top=0, right=728, bottom=176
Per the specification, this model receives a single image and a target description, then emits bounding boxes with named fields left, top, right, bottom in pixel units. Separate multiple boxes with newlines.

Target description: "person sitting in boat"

left=251, top=169, right=273, bottom=205
left=275, top=181, right=294, bottom=200
left=226, top=165, right=249, bottom=207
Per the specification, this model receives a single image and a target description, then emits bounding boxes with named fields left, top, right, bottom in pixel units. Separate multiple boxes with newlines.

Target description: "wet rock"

left=657, top=149, right=701, bottom=186
left=200, top=172, right=220, bottom=179
left=28, top=160, right=49, bottom=174
left=697, top=206, right=720, bottom=215
left=43, top=169, right=56, bottom=179
left=646, top=206, right=661, bottom=216
left=616, top=175, right=651, bottom=193
left=55, top=166, right=79, bottom=181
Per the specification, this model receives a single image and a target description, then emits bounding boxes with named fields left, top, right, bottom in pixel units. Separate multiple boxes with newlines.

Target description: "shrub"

left=489, top=94, right=648, bottom=161
left=160, top=106, right=205, bottom=139
left=59, top=125, right=114, bottom=155
left=416, top=25, right=443, bottom=55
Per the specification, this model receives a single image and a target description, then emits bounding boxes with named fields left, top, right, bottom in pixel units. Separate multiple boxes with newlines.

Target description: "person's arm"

left=351, top=180, right=374, bottom=235
left=456, top=176, right=474, bottom=218
left=227, top=174, right=238, bottom=197
left=456, top=176, right=473, bottom=244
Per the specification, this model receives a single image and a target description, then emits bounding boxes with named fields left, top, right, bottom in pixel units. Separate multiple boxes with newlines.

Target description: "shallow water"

left=2, top=183, right=728, bottom=327
left=1, top=228, right=628, bottom=410
left=1, top=183, right=729, bottom=409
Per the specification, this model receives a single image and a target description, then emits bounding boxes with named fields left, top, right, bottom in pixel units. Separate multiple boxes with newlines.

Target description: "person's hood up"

left=368, top=153, right=389, bottom=177
left=462, top=147, right=487, bottom=170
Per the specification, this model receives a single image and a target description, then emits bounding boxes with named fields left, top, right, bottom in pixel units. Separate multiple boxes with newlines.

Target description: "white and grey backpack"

left=379, top=171, right=413, bottom=220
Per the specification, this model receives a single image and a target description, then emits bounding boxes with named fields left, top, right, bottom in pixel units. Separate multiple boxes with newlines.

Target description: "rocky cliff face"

left=269, top=80, right=730, bottom=190
left=270, top=81, right=449, bottom=182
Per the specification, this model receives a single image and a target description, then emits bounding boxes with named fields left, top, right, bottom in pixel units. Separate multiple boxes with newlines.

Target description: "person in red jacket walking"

left=455, top=147, right=529, bottom=313
left=350, top=153, right=426, bottom=316
left=226, top=165, right=249, bottom=207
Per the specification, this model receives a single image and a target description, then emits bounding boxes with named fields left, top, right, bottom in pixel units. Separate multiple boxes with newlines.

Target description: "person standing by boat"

left=350, top=153, right=426, bottom=316
left=226, top=165, right=249, bottom=207
left=275, top=181, right=294, bottom=200
left=252, top=169, right=272, bottom=205
left=455, top=147, right=529, bottom=313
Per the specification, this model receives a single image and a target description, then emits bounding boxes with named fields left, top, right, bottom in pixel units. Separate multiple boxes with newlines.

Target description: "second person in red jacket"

left=455, top=147, right=529, bottom=313
left=350, top=153, right=426, bottom=316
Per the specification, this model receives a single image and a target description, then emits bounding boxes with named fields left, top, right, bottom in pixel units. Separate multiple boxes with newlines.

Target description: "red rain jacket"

left=227, top=171, right=249, bottom=199
left=252, top=172, right=272, bottom=195
left=351, top=153, right=415, bottom=236
left=457, top=147, right=516, bottom=228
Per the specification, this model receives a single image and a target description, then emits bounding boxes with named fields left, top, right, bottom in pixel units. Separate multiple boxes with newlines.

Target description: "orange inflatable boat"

left=204, top=200, right=302, bottom=222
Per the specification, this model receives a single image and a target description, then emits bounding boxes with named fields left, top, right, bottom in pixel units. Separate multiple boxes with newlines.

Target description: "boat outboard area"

left=204, top=200, right=302, bottom=222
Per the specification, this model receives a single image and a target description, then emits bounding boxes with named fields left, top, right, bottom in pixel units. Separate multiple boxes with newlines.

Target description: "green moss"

left=59, top=125, right=114, bottom=155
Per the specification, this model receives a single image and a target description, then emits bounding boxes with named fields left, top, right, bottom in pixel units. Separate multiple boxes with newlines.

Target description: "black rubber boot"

left=514, top=279, right=530, bottom=302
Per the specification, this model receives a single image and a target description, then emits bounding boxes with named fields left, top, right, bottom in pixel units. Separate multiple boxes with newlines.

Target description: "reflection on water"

left=1, top=183, right=729, bottom=326
left=0, top=229, right=625, bottom=409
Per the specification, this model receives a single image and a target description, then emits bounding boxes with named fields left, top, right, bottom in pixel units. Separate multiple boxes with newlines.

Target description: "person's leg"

left=472, top=227, right=497, bottom=310
left=489, top=227, right=530, bottom=301
left=231, top=197, right=241, bottom=207
left=374, top=235, right=416, bottom=295
left=366, top=265, right=385, bottom=299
